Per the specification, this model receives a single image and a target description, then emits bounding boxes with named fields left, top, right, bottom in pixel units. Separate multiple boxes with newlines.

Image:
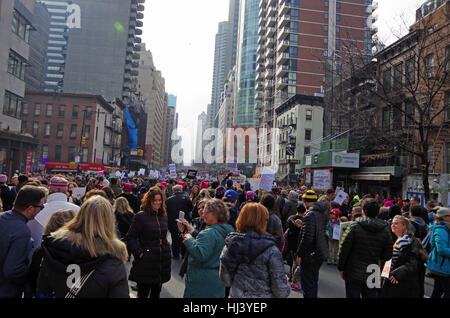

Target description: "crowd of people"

left=0, top=171, right=449, bottom=298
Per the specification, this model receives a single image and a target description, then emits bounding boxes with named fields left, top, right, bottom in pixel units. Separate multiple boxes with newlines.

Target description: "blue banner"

left=125, top=107, right=138, bottom=150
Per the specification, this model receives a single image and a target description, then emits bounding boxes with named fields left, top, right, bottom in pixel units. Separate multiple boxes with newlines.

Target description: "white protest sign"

left=72, top=187, right=86, bottom=201
left=128, top=171, right=135, bottom=177
left=313, top=169, right=331, bottom=190
left=138, top=168, right=145, bottom=176
left=248, top=178, right=260, bottom=191
left=259, top=167, right=276, bottom=192
left=332, top=224, right=341, bottom=240
left=381, top=259, right=392, bottom=278
left=333, top=190, right=348, bottom=206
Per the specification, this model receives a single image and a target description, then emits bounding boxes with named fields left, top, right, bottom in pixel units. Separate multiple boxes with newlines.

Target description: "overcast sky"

left=142, top=0, right=424, bottom=165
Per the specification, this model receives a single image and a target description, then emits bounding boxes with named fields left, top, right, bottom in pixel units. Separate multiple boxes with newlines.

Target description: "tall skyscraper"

left=39, top=0, right=69, bottom=92
left=255, top=0, right=377, bottom=169
left=228, top=0, right=240, bottom=67
left=61, top=0, right=144, bottom=103
left=195, top=111, right=207, bottom=164
left=25, top=2, right=50, bottom=91
left=137, top=44, right=167, bottom=169
left=233, top=0, right=260, bottom=127
left=163, top=94, right=178, bottom=166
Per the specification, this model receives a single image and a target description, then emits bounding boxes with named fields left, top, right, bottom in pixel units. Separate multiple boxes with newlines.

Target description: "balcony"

left=255, top=91, right=263, bottom=101
left=263, top=103, right=272, bottom=111
left=132, top=53, right=140, bottom=60
left=278, top=14, right=291, bottom=28
left=133, top=45, right=141, bottom=51
left=266, top=17, right=276, bottom=28
left=257, top=44, right=264, bottom=54
left=258, top=16, right=266, bottom=27
left=256, top=53, right=264, bottom=63
left=276, top=77, right=289, bottom=89
left=258, top=25, right=266, bottom=36
left=268, top=0, right=277, bottom=6
left=136, top=20, right=143, bottom=28
left=137, top=4, right=145, bottom=11
left=277, top=40, right=290, bottom=52
left=264, top=58, right=274, bottom=68
left=264, top=80, right=273, bottom=89
left=258, top=6, right=266, bottom=18
left=276, top=64, right=290, bottom=77
left=276, top=52, right=290, bottom=65
left=131, top=61, right=139, bottom=68
left=265, top=27, right=276, bottom=38
left=278, top=26, right=290, bottom=41
left=256, top=72, right=264, bottom=82
left=264, top=69, right=274, bottom=79
left=265, top=37, right=275, bottom=48
left=258, top=35, right=265, bottom=45
left=135, top=28, right=143, bottom=36
left=267, top=5, right=277, bottom=17
left=134, top=36, right=142, bottom=43
left=256, top=63, right=264, bottom=72
left=279, top=1, right=292, bottom=16
left=265, top=48, right=275, bottom=58
left=136, top=12, right=144, bottom=20
left=264, top=91, right=272, bottom=101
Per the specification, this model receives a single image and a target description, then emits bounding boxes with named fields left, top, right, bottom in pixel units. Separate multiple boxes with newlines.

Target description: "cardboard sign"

left=248, top=178, right=260, bottom=191
left=72, top=187, right=86, bottom=201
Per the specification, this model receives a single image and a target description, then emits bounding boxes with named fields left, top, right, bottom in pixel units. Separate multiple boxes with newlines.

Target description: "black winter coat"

left=297, top=202, right=329, bottom=266
left=0, top=185, right=15, bottom=211
left=380, top=236, right=427, bottom=298
left=126, top=210, right=171, bottom=285
left=166, top=192, right=193, bottom=228
left=338, top=216, right=393, bottom=283
left=287, top=215, right=303, bottom=253
left=117, top=193, right=141, bottom=214
left=37, top=231, right=129, bottom=298
left=115, top=211, right=134, bottom=240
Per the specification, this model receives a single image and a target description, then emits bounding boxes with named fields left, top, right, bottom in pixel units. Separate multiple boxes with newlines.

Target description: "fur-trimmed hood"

left=41, top=229, right=128, bottom=275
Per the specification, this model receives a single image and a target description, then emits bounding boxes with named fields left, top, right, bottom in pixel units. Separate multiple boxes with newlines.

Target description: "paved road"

left=126, top=255, right=435, bottom=298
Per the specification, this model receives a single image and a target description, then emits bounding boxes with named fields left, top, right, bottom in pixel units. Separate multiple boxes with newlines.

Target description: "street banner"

left=259, top=167, right=276, bottom=192
left=26, top=151, right=32, bottom=174
left=72, top=187, right=86, bottom=201
left=333, top=190, right=348, bottom=206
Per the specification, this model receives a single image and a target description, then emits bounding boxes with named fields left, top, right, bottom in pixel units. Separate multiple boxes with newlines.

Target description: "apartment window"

left=305, top=129, right=312, bottom=141
left=70, top=124, right=77, bottom=138
left=324, top=50, right=328, bottom=57
left=55, top=145, right=61, bottom=162
left=324, top=25, right=328, bottom=32
left=425, top=53, right=434, bottom=78
left=72, top=105, right=79, bottom=119
left=21, top=121, right=26, bottom=133
left=405, top=102, right=415, bottom=126
left=3, top=91, right=23, bottom=118
left=7, top=50, right=26, bottom=80
left=58, top=105, right=65, bottom=117
left=324, top=13, right=329, bottom=19
left=44, top=123, right=51, bottom=136
left=46, top=104, right=53, bottom=116
left=304, top=147, right=311, bottom=155
left=383, top=68, right=391, bottom=92
left=42, top=145, right=49, bottom=159
left=336, top=14, right=341, bottom=21
left=306, top=110, right=312, bottom=121
left=336, top=26, right=340, bottom=33
left=82, top=148, right=88, bottom=163
left=393, top=63, right=403, bottom=90
left=325, top=0, right=329, bottom=6
left=84, top=125, right=91, bottom=139
left=33, top=122, right=38, bottom=137
left=85, top=106, right=93, bottom=120
left=11, top=10, right=31, bottom=43
left=34, top=103, right=41, bottom=116
left=382, top=107, right=390, bottom=129
left=57, top=123, right=64, bottom=137
left=22, top=102, right=28, bottom=115
left=336, top=2, right=341, bottom=9
left=68, top=147, right=77, bottom=162
left=324, top=38, right=328, bottom=44
left=406, top=57, right=415, bottom=84
left=95, top=126, right=98, bottom=141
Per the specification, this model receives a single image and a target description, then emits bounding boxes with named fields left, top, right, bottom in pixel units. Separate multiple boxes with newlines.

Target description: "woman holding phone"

left=126, top=187, right=171, bottom=298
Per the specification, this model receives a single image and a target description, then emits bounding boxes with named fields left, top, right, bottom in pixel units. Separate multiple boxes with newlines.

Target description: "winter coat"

left=410, top=217, right=428, bottom=241
left=0, top=210, right=32, bottom=298
left=266, top=210, right=284, bottom=251
left=380, top=235, right=428, bottom=298
left=227, top=204, right=239, bottom=230
left=297, top=202, right=329, bottom=266
left=338, top=216, right=393, bottom=283
left=110, top=184, right=122, bottom=197
left=116, top=192, right=141, bottom=214
left=179, top=217, right=207, bottom=278
left=126, top=210, right=172, bottom=285
left=287, top=215, right=303, bottom=253
left=115, top=211, right=134, bottom=240
left=0, top=185, right=15, bottom=211
left=281, top=198, right=298, bottom=230
left=37, top=229, right=129, bottom=298
left=425, top=223, right=450, bottom=276
left=220, top=232, right=290, bottom=298
left=326, top=218, right=341, bottom=240
left=166, top=192, right=193, bottom=229
left=183, top=223, right=234, bottom=298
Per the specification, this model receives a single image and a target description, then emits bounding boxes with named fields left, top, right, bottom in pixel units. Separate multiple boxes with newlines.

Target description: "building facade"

left=195, top=111, right=207, bottom=164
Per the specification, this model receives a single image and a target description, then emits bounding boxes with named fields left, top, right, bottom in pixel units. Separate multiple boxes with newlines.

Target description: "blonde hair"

left=44, top=209, right=75, bottom=235
left=55, top=195, right=128, bottom=262
left=114, top=196, right=134, bottom=215
left=393, top=215, right=413, bottom=236
left=236, top=203, right=269, bottom=235
left=199, top=188, right=211, bottom=199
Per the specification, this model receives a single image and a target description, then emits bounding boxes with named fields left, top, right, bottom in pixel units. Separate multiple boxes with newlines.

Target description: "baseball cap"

left=224, top=190, right=238, bottom=201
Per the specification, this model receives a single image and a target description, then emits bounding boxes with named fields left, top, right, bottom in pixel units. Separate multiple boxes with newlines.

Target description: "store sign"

left=313, top=169, right=331, bottom=190
left=26, top=152, right=32, bottom=174
left=332, top=152, right=359, bottom=168
left=305, top=155, right=312, bottom=166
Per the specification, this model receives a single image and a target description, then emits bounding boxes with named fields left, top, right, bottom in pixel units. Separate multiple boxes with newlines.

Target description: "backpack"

left=281, top=228, right=289, bottom=257
left=411, top=220, right=429, bottom=241
left=422, top=229, right=432, bottom=254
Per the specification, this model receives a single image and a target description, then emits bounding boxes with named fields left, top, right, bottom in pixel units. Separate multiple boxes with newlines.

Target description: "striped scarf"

left=392, top=234, right=411, bottom=266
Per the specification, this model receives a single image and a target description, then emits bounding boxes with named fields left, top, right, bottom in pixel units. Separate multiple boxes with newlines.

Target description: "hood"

left=356, top=216, right=389, bottom=233
left=210, top=223, right=234, bottom=239
left=224, top=232, right=276, bottom=264
left=310, top=201, right=329, bottom=214
left=41, top=229, right=127, bottom=274
left=430, top=223, right=450, bottom=232
left=410, top=216, right=426, bottom=227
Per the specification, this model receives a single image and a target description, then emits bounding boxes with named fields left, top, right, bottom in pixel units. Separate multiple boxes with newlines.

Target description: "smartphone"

left=176, top=211, right=185, bottom=223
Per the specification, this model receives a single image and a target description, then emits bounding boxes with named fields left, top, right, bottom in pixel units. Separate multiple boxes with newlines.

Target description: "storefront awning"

left=351, top=173, right=391, bottom=181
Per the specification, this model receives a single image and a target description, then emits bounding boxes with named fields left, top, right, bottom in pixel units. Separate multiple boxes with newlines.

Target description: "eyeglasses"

left=32, top=205, right=45, bottom=211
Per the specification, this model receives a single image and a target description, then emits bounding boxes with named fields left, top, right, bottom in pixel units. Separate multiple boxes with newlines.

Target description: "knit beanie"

left=49, top=176, right=68, bottom=193
left=302, top=190, right=318, bottom=202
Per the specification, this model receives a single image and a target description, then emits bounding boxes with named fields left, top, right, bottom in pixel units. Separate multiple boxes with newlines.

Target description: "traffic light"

left=137, top=149, right=143, bottom=156
left=81, top=136, right=86, bottom=145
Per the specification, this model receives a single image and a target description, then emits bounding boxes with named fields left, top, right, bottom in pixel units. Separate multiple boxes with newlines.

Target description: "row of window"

left=11, top=10, right=31, bottom=43
left=7, top=50, right=26, bottom=81
left=22, top=121, right=91, bottom=139
left=41, top=145, right=88, bottom=163
left=22, top=103, right=93, bottom=119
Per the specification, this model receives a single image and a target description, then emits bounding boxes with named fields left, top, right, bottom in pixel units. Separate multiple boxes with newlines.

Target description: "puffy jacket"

left=220, top=232, right=290, bottom=298
left=297, top=202, right=329, bottom=266
left=37, top=230, right=129, bottom=298
left=0, top=210, right=32, bottom=298
left=281, top=199, right=298, bottom=230
left=381, top=236, right=427, bottom=298
left=126, top=210, right=171, bottom=285
left=183, top=223, right=234, bottom=298
left=338, top=216, right=393, bottom=282
left=425, top=223, right=450, bottom=276
left=166, top=192, right=193, bottom=228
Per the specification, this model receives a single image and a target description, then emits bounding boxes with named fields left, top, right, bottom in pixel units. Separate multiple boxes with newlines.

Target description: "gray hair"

left=288, top=191, right=299, bottom=199
left=173, top=185, right=183, bottom=193
left=204, top=198, right=229, bottom=223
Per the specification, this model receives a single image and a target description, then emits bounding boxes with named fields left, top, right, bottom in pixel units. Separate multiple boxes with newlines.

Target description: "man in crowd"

left=27, top=177, right=80, bottom=255
left=222, top=189, right=239, bottom=229
left=409, top=196, right=430, bottom=225
left=0, top=186, right=47, bottom=297
left=338, top=198, right=393, bottom=298
left=166, top=185, right=193, bottom=259
left=260, top=193, right=284, bottom=251
left=0, top=174, right=15, bottom=212
left=302, top=190, right=318, bottom=211
left=410, top=205, right=429, bottom=240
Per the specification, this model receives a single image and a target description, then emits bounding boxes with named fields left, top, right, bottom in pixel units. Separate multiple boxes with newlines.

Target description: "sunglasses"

left=32, top=204, right=45, bottom=211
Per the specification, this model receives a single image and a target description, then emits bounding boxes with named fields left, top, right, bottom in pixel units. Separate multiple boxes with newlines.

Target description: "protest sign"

left=248, top=178, right=260, bottom=191
left=138, top=168, right=145, bottom=176
left=259, top=167, right=276, bottom=192
left=186, top=169, right=198, bottom=179
left=72, top=187, right=86, bottom=201
left=313, top=169, right=331, bottom=190
left=333, top=190, right=348, bottom=206
left=332, top=224, right=341, bottom=241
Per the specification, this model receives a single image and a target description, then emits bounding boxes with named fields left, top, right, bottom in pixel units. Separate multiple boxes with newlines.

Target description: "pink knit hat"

left=122, top=183, right=133, bottom=192
left=49, top=176, right=68, bottom=193
left=384, top=200, right=394, bottom=207
left=161, top=182, right=167, bottom=189
left=200, top=181, right=209, bottom=189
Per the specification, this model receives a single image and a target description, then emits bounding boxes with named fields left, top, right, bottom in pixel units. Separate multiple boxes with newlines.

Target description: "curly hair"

left=204, top=198, right=229, bottom=223
left=142, top=186, right=166, bottom=215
